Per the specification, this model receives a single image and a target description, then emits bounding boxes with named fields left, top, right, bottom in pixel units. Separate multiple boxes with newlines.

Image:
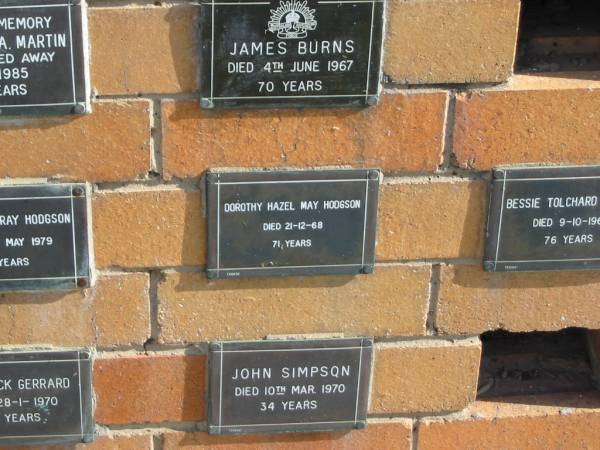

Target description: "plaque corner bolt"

left=206, top=173, right=219, bottom=183
left=72, top=186, right=85, bottom=197
left=77, top=278, right=88, bottom=288
left=361, top=264, right=374, bottom=274
left=366, top=96, right=378, bottom=107
left=72, top=103, right=86, bottom=114
left=483, top=261, right=495, bottom=272
left=200, top=98, right=215, bottom=109
left=70, top=0, right=82, bottom=6
left=492, top=169, right=505, bottom=180
left=82, top=435, right=94, bottom=444
left=368, top=170, right=380, bottom=180
left=209, top=342, right=222, bottom=351
left=361, top=338, right=373, bottom=348
left=354, top=421, right=367, bottom=430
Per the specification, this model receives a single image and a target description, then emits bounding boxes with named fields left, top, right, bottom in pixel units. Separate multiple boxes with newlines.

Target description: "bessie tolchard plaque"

left=209, top=337, right=373, bottom=435
left=0, top=350, right=94, bottom=446
left=200, top=0, right=385, bottom=108
left=485, top=166, right=600, bottom=272
left=0, top=0, right=89, bottom=116
left=0, top=183, right=92, bottom=292
left=206, top=169, right=380, bottom=278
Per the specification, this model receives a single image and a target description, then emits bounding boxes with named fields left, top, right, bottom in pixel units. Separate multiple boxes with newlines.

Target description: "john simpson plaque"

left=0, top=0, right=89, bottom=116
left=200, top=0, right=385, bottom=108
left=206, top=169, right=380, bottom=278
left=208, top=338, right=373, bottom=434
left=485, top=166, right=600, bottom=272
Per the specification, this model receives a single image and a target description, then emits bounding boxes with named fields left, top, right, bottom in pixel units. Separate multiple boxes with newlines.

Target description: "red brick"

left=93, top=189, right=205, bottom=268
left=0, top=101, right=151, bottom=182
left=438, top=265, right=600, bottom=335
left=371, top=338, right=481, bottom=414
left=454, top=76, right=600, bottom=170
left=419, top=393, right=600, bottom=450
left=13, top=433, right=152, bottom=450
left=161, top=93, right=447, bottom=179
left=95, top=354, right=206, bottom=424
left=377, top=180, right=487, bottom=261
left=162, top=422, right=412, bottom=449
left=90, top=6, right=197, bottom=95
left=0, top=274, right=149, bottom=347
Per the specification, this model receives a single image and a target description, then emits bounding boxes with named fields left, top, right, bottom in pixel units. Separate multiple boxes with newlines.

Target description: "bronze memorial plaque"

left=209, top=337, right=373, bottom=434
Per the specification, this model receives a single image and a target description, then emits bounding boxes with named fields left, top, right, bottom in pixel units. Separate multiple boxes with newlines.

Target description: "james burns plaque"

left=485, top=166, right=600, bottom=272
left=209, top=337, right=373, bottom=434
left=0, top=183, right=92, bottom=292
left=0, top=350, right=94, bottom=446
left=0, top=0, right=89, bottom=116
left=199, top=0, right=385, bottom=108
left=206, top=169, right=380, bottom=278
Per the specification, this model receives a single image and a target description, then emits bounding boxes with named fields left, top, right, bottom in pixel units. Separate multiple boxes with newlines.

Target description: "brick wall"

left=2, top=0, right=600, bottom=449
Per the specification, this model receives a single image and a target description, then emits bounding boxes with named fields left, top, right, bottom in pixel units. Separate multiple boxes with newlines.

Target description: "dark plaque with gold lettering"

left=0, top=183, right=92, bottom=292
left=485, top=166, right=600, bottom=272
left=208, top=337, right=372, bottom=435
left=0, top=350, right=94, bottom=446
left=206, top=169, right=380, bottom=278
left=0, top=0, right=89, bottom=116
left=199, top=0, right=385, bottom=108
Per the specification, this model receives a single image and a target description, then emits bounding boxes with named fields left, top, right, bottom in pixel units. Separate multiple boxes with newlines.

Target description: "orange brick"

left=454, top=77, right=600, bottom=170
left=95, top=354, right=206, bottom=424
left=0, top=101, right=151, bottom=182
left=162, top=422, right=412, bottom=449
left=161, top=93, right=447, bottom=179
left=93, top=189, right=205, bottom=268
left=90, top=6, right=197, bottom=95
left=437, top=265, right=600, bottom=335
left=385, top=0, right=520, bottom=84
left=157, top=266, right=430, bottom=343
left=13, top=433, right=152, bottom=450
left=377, top=180, right=487, bottom=261
left=371, top=338, right=481, bottom=414
left=419, top=393, right=600, bottom=450
left=0, top=274, right=149, bottom=347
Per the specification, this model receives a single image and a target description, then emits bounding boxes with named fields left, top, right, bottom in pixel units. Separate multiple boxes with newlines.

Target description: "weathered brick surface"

left=437, top=265, right=600, bottom=334
left=377, top=180, right=487, bottom=261
left=0, top=274, right=149, bottom=347
left=157, top=266, right=430, bottom=343
left=14, top=433, right=152, bottom=450
left=0, top=101, right=151, bottom=182
left=95, top=354, right=206, bottom=424
left=93, top=189, right=205, bottom=268
left=385, top=0, right=520, bottom=84
left=454, top=79, right=600, bottom=170
left=371, top=338, right=481, bottom=414
left=419, top=393, right=600, bottom=450
left=162, top=422, right=412, bottom=449
left=90, top=6, right=197, bottom=95
left=161, top=93, right=447, bottom=178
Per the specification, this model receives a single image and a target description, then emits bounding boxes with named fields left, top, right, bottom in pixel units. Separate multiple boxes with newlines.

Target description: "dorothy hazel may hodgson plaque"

left=200, top=0, right=385, bottom=108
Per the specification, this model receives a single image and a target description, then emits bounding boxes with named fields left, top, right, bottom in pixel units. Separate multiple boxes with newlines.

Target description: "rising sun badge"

left=268, top=0, right=317, bottom=39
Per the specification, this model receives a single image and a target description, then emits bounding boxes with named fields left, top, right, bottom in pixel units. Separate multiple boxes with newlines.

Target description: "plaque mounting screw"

left=209, top=342, right=222, bottom=351
left=483, top=261, right=495, bottom=272
left=366, top=96, right=378, bottom=107
left=368, top=170, right=380, bottom=180
left=493, top=169, right=505, bottom=179
left=354, top=421, right=367, bottom=429
left=206, top=173, right=219, bottom=183
left=361, top=264, right=374, bottom=274
left=72, top=186, right=84, bottom=197
left=201, top=98, right=214, bottom=109
left=72, top=103, right=86, bottom=114
left=77, top=278, right=88, bottom=288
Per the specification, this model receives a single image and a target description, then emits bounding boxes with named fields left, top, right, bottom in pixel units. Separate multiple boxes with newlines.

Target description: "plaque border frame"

left=206, top=169, right=380, bottom=278
left=484, top=165, right=600, bottom=272
left=208, top=337, right=373, bottom=435
left=0, top=182, right=94, bottom=292
left=0, top=349, right=95, bottom=446
left=199, top=0, right=385, bottom=108
left=0, top=0, right=91, bottom=117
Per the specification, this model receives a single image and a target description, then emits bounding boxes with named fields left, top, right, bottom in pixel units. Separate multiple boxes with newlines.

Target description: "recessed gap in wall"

left=477, top=329, right=596, bottom=399
left=516, top=0, right=600, bottom=73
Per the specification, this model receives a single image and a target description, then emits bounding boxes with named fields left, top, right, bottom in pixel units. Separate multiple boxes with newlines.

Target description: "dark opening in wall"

left=477, top=329, right=596, bottom=399
left=516, top=0, right=600, bottom=73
